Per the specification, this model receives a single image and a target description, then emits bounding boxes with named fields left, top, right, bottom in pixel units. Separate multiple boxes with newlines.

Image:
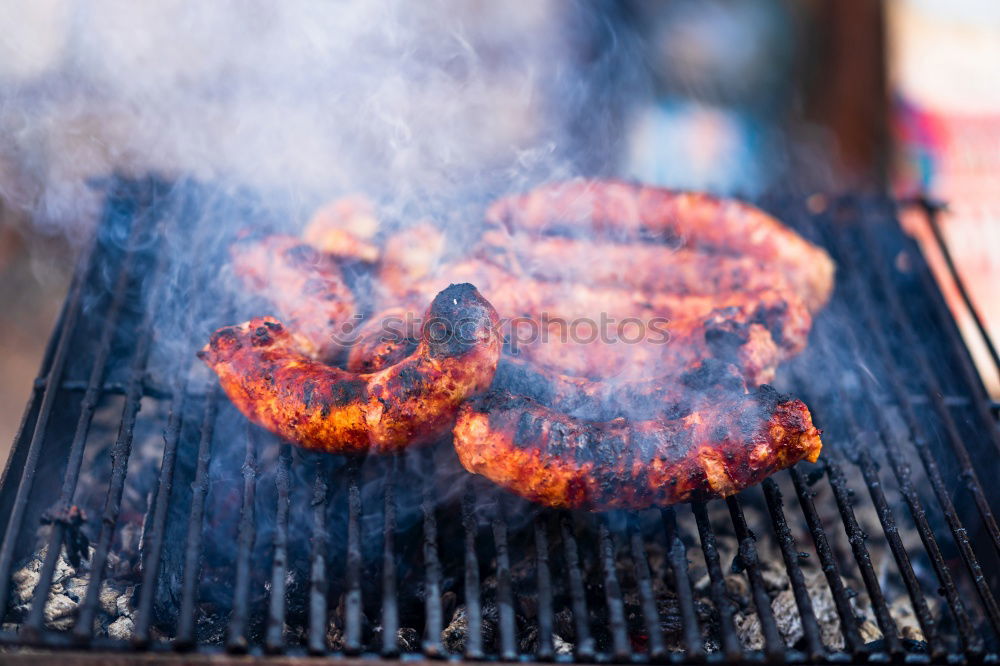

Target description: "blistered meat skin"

left=199, top=283, right=502, bottom=454
left=453, top=386, right=822, bottom=510
left=486, top=180, right=835, bottom=311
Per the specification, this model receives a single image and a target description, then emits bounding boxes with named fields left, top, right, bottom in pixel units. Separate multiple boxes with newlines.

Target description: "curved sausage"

left=198, top=283, right=502, bottom=454
left=453, top=386, right=822, bottom=510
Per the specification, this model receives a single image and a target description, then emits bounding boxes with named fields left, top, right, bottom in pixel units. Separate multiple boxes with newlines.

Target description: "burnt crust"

left=455, top=387, right=821, bottom=510
left=425, top=283, right=498, bottom=359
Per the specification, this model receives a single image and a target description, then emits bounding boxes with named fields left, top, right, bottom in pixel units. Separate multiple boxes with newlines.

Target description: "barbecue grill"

left=0, top=178, right=997, bottom=664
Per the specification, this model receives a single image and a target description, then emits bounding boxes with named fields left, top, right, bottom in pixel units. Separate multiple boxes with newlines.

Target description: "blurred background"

left=0, top=0, right=997, bottom=465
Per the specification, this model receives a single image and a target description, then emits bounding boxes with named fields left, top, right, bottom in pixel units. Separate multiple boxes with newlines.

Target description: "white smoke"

left=0, top=1, right=641, bottom=237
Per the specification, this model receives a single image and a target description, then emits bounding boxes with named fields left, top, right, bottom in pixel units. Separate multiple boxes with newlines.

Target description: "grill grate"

left=0, top=180, right=998, bottom=662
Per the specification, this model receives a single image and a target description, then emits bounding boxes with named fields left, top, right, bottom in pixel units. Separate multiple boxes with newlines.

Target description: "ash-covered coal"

left=5, top=545, right=133, bottom=640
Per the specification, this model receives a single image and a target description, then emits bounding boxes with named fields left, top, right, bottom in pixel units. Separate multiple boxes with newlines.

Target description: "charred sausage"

left=453, top=385, right=822, bottom=510
left=199, top=283, right=502, bottom=454
left=486, top=180, right=835, bottom=310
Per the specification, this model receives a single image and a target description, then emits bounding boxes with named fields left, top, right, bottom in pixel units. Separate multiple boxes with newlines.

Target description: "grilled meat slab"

left=453, top=386, right=822, bottom=510
left=198, top=283, right=501, bottom=454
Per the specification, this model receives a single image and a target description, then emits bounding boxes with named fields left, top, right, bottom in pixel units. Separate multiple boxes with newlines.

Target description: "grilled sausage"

left=477, top=229, right=825, bottom=312
left=486, top=180, right=835, bottom=310
left=453, top=386, right=822, bottom=510
left=199, top=283, right=502, bottom=454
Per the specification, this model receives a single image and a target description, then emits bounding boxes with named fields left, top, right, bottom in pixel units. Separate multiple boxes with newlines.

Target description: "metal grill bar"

left=627, top=522, right=666, bottom=660
left=343, top=466, right=363, bottom=655
left=265, top=444, right=292, bottom=653
left=787, top=468, right=865, bottom=656
left=659, top=508, right=702, bottom=659
left=307, top=459, right=330, bottom=655
left=761, top=479, right=825, bottom=660
left=175, top=389, right=219, bottom=647
left=131, top=383, right=186, bottom=646
left=560, top=514, right=595, bottom=661
left=73, top=235, right=172, bottom=642
left=21, top=215, right=145, bottom=638
left=420, top=459, right=444, bottom=657
left=226, top=425, right=260, bottom=652
left=490, top=500, right=517, bottom=661
left=533, top=516, right=555, bottom=661
left=725, top=497, right=783, bottom=660
left=690, top=502, right=741, bottom=661
left=461, top=487, right=483, bottom=659
left=597, top=521, right=629, bottom=661
left=380, top=457, right=399, bottom=657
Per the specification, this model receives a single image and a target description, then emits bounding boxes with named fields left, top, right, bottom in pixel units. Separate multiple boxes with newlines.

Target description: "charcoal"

left=8, top=544, right=133, bottom=637
left=518, top=623, right=538, bottom=653
left=440, top=589, right=457, bottom=623
left=397, top=626, right=420, bottom=652
left=516, top=591, right=538, bottom=619
left=441, top=604, right=469, bottom=653
left=553, top=606, right=576, bottom=642
left=107, top=615, right=135, bottom=640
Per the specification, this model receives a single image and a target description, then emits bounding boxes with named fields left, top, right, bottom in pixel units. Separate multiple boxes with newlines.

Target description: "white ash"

left=891, top=596, right=930, bottom=644
left=7, top=545, right=134, bottom=638
left=553, top=633, right=574, bottom=656
left=734, top=569, right=874, bottom=651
